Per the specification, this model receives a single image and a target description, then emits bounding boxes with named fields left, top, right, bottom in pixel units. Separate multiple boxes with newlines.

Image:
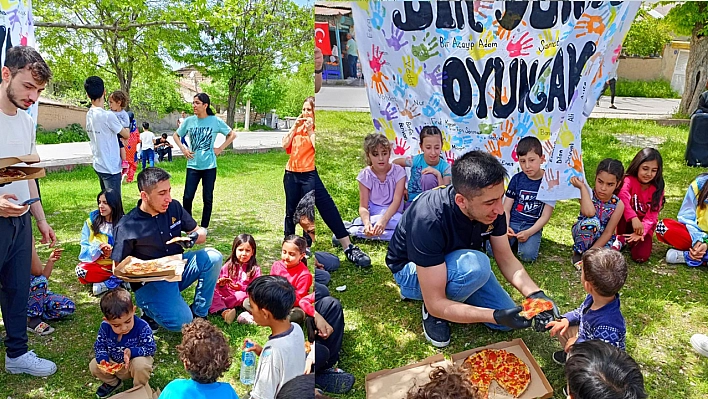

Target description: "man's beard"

left=7, top=83, right=30, bottom=110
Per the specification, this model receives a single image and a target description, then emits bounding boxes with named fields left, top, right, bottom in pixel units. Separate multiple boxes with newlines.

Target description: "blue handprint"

left=516, top=113, right=534, bottom=137
left=435, top=27, right=462, bottom=43
left=451, top=111, right=475, bottom=124
left=563, top=166, right=584, bottom=180
left=422, top=93, right=444, bottom=117
left=380, top=102, right=399, bottom=121
left=384, top=25, right=409, bottom=51
left=392, top=74, right=409, bottom=98
left=370, top=0, right=386, bottom=30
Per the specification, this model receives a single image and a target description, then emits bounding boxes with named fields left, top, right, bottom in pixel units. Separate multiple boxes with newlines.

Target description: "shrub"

left=36, top=123, right=90, bottom=144
left=612, top=78, right=680, bottom=99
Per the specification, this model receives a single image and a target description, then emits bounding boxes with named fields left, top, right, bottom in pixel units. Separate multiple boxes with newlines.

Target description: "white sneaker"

left=93, top=282, right=109, bottom=296
left=666, top=249, right=686, bottom=264
left=691, top=334, right=708, bottom=357
left=5, top=350, right=57, bottom=376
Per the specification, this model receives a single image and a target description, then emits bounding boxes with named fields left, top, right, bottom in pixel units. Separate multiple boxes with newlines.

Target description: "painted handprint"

left=485, top=139, right=502, bottom=158
left=488, top=86, right=509, bottom=104
left=569, top=148, right=583, bottom=173
left=372, top=118, right=382, bottom=131
left=493, top=19, right=526, bottom=41
left=400, top=100, right=421, bottom=120
left=575, top=14, right=605, bottom=38
left=451, top=111, right=475, bottom=124
left=393, top=137, right=409, bottom=156
left=369, top=0, right=386, bottom=30
left=478, top=122, right=501, bottom=135
left=380, top=102, right=398, bottom=121
left=411, top=32, right=440, bottom=62
left=511, top=143, right=518, bottom=162
left=507, top=32, right=533, bottom=58
left=532, top=114, right=551, bottom=141
left=441, top=130, right=452, bottom=151
left=537, top=30, right=559, bottom=57
left=469, top=31, right=497, bottom=61
left=444, top=150, right=456, bottom=166
left=542, top=139, right=554, bottom=158
left=424, top=63, right=444, bottom=87
left=371, top=71, right=390, bottom=94
left=611, top=44, right=622, bottom=63
left=392, top=74, right=408, bottom=98
left=422, top=93, right=443, bottom=118
left=498, top=120, right=516, bottom=148
left=545, top=168, right=561, bottom=190
left=435, top=26, right=462, bottom=43
left=378, top=118, right=396, bottom=141
left=383, top=25, right=409, bottom=51
left=398, top=56, right=423, bottom=88
left=474, top=1, right=494, bottom=19
left=368, top=44, right=386, bottom=73
left=558, top=122, right=574, bottom=147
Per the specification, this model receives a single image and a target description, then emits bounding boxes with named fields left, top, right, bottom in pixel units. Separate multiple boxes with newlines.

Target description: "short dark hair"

left=451, top=150, right=507, bottom=198
left=177, top=318, right=232, bottom=384
left=276, top=374, right=315, bottom=399
left=4, top=46, right=52, bottom=83
left=407, top=366, right=480, bottom=399
left=99, top=287, right=133, bottom=320
left=516, top=136, right=543, bottom=157
left=293, top=190, right=315, bottom=225
left=161, top=133, right=168, bottom=139
left=566, top=340, right=647, bottom=399
left=84, top=76, right=105, bottom=101
left=137, top=167, right=171, bottom=193
left=581, top=248, right=627, bottom=297
left=247, top=275, right=295, bottom=320
left=142, top=122, right=150, bottom=130
left=109, top=90, right=128, bottom=108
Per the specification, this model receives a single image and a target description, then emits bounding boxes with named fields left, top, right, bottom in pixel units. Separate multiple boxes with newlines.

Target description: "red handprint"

left=368, top=44, right=386, bottom=74
left=506, top=32, right=533, bottom=58
left=371, top=71, right=390, bottom=94
left=444, top=150, right=455, bottom=166
left=498, top=120, right=516, bottom=148
left=484, top=140, right=502, bottom=158
left=511, top=143, right=518, bottom=162
left=576, top=15, right=605, bottom=38
left=393, top=137, right=409, bottom=156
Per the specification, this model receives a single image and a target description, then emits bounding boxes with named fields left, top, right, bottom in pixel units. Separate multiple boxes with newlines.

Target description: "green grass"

left=315, top=112, right=708, bottom=399
left=0, top=151, right=305, bottom=398
left=614, top=78, right=681, bottom=99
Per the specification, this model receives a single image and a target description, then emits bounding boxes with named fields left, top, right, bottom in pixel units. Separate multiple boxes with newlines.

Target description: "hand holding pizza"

left=99, top=242, right=113, bottom=258
left=493, top=306, right=532, bottom=330
left=123, top=348, right=131, bottom=369
left=526, top=290, right=561, bottom=332
left=217, top=277, right=232, bottom=287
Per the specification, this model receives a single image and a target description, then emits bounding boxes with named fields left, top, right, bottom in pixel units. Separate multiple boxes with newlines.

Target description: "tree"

left=623, top=9, right=673, bottom=57
left=665, top=2, right=708, bottom=115
left=170, top=0, right=312, bottom=127
left=245, top=76, right=286, bottom=114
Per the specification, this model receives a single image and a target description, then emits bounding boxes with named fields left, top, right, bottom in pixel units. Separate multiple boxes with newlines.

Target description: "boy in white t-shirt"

left=84, top=76, right=130, bottom=198
left=138, top=122, right=155, bottom=170
left=243, top=276, right=306, bottom=399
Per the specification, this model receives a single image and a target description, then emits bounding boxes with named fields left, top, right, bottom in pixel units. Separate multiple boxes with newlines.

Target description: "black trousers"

left=284, top=169, right=349, bottom=240
left=603, top=78, right=616, bottom=104
left=183, top=167, right=217, bottom=228
left=0, top=213, right=33, bottom=358
left=314, top=296, right=345, bottom=371
left=157, top=146, right=172, bottom=162
left=312, top=172, right=349, bottom=240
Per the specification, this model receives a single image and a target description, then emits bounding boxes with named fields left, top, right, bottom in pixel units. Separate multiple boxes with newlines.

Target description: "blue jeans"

left=508, top=219, right=542, bottom=262
left=141, top=148, right=155, bottom=170
left=95, top=171, right=122, bottom=199
left=349, top=55, right=358, bottom=78
left=393, top=249, right=515, bottom=330
left=134, top=248, right=222, bottom=332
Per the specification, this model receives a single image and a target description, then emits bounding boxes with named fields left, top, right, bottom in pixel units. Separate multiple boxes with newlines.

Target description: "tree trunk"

left=679, top=29, right=708, bottom=115
left=226, top=79, right=239, bottom=128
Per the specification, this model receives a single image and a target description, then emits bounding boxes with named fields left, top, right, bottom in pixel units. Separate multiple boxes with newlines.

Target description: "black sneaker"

left=140, top=313, right=160, bottom=333
left=553, top=350, right=567, bottom=365
left=422, top=303, right=450, bottom=348
left=96, top=380, right=122, bottom=398
left=344, top=244, right=371, bottom=268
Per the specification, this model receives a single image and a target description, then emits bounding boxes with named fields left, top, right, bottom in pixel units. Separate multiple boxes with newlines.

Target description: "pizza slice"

left=166, top=236, right=192, bottom=245
left=494, top=350, right=531, bottom=398
left=97, top=359, right=124, bottom=374
left=124, top=260, right=163, bottom=275
left=519, top=297, right=555, bottom=319
left=0, top=167, right=27, bottom=180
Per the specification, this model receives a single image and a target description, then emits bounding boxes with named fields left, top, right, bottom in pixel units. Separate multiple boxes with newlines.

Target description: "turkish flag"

left=315, top=22, right=332, bottom=56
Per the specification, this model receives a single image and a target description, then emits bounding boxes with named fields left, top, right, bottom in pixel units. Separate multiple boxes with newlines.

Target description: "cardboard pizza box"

left=0, top=154, right=45, bottom=184
left=365, top=354, right=448, bottom=399
left=451, top=339, right=554, bottom=399
left=110, top=384, right=160, bottom=399
left=113, top=254, right=185, bottom=282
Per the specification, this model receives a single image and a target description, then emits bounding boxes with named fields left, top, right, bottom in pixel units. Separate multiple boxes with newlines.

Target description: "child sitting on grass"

left=565, top=340, right=647, bottom=399
left=27, top=245, right=74, bottom=336
left=406, top=366, right=480, bottom=399
left=244, top=275, right=306, bottom=399
left=268, top=235, right=313, bottom=324
left=90, top=287, right=156, bottom=398
left=546, top=248, right=627, bottom=366
left=160, top=318, right=239, bottom=398
left=393, top=125, right=451, bottom=203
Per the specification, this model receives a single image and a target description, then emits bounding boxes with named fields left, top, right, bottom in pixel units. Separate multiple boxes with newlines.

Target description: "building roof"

left=315, top=1, right=351, bottom=16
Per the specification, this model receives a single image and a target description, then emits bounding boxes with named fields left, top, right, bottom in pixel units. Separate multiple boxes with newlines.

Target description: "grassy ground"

left=0, top=151, right=299, bottom=398
left=314, top=112, right=708, bottom=399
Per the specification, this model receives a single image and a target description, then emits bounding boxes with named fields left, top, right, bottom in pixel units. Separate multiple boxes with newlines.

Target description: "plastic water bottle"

left=240, top=341, right=257, bottom=385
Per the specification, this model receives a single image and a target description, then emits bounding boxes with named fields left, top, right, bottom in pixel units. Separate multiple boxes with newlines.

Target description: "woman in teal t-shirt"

left=173, top=93, right=237, bottom=228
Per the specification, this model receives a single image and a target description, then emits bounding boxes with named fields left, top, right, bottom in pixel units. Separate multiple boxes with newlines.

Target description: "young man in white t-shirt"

left=0, top=46, right=58, bottom=377
left=139, top=121, right=155, bottom=170
left=244, top=276, right=306, bottom=399
left=84, top=76, right=129, bottom=198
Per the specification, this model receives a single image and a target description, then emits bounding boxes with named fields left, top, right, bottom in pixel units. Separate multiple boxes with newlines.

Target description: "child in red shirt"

left=615, top=148, right=665, bottom=262
left=270, top=235, right=313, bottom=324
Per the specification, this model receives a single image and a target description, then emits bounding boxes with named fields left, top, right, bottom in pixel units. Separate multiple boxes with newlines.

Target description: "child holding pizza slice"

left=208, top=233, right=261, bottom=324
left=90, top=287, right=156, bottom=398
left=546, top=248, right=627, bottom=365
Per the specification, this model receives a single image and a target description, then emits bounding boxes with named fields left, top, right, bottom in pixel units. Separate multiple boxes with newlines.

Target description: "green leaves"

left=623, top=9, right=673, bottom=57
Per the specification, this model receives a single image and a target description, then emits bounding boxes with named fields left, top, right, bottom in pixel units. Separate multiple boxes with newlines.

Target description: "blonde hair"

left=363, top=133, right=392, bottom=166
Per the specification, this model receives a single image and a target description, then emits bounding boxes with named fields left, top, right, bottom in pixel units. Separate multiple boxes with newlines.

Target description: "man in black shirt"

left=386, top=151, right=559, bottom=347
left=112, top=168, right=222, bottom=332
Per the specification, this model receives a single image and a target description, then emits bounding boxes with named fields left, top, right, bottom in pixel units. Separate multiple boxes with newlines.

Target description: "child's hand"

left=363, top=222, right=374, bottom=236
left=507, top=227, right=516, bottom=237
left=372, top=220, right=386, bottom=236
left=217, top=277, right=231, bottom=287
left=623, top=233, right=644, bottom=243
left=689, top=242, right=708, bottom=261
left=230, top=282, right=242, bottom=291
left=314, top=259, right=325, bottom=270
left=546, top=318, right=569, bottom=337
left=99, top=243, right=112, bottom=258
left=314, top=312, right=334, bottom=339
left=48, top=248, right=63, bottom=263
left=516, top=230, right=531, bottom=243
left=305, top=357, right=314, bottom=374
left=421, top=166, right=441, bottom=177
left=570, top=176, right=584, bottom=189
left=123, top=348, right=131, bottom=368
left=631, top=217, right=644, bottom=236
left=243, top=339, right=263, bottom=356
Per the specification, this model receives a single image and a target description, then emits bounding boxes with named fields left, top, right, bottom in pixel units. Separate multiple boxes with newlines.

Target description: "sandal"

left=27, top=321, right=55, bottom=336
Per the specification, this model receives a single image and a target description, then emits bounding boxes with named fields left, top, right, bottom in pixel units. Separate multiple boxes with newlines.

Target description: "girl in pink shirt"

left=615, top=148, right=665, bottom=262
left=270, top=235, right=313, bottom=324
left=209, top=234, right=261, bottom=323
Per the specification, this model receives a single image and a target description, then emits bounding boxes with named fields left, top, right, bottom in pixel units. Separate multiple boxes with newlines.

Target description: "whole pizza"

left=124, top=260, right=163, bottom=275
left=0, top=167, right=27, bottom=182
left=519, top=298, right=555, bottom=319
left=462, top=349, right=531, bottom=398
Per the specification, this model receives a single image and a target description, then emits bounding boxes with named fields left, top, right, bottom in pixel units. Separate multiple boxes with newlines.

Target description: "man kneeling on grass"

left=386, top=151, right=560, bottom=348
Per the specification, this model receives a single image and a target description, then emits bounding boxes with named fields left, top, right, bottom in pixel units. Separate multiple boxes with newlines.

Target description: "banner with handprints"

left=352, top=1, right=639, bottom=200
left=1, top=0, right=37, bottom=122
